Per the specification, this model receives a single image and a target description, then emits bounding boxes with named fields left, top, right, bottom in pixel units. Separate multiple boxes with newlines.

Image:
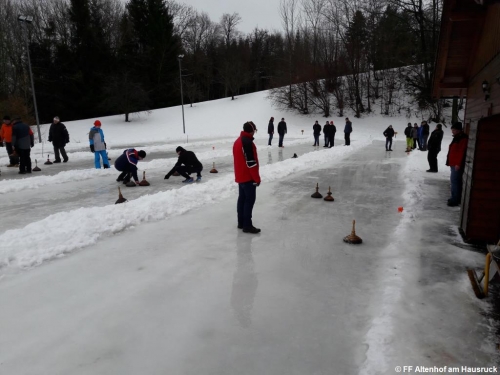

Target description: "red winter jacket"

left=446, top=132, right=468, bottom=168
left=233, top=131, right=261, bottom=184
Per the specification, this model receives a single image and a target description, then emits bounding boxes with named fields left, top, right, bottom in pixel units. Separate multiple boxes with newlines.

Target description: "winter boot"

left=196, top=176, right=202, bottom=182
left=243, top=226, right=261, bottom=234
left=103, top=164, right=110, bottom=169
left=182, top=177, right=194, bottom=183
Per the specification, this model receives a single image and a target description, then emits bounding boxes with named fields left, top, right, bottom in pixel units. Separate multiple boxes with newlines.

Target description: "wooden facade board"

left=471, top=4, right=500, bottom=75
left=434, top=1, right=500, bottom=242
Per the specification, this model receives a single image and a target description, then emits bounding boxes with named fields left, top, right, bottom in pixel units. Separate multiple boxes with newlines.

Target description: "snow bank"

left=0, top=141, right=369, bottom=269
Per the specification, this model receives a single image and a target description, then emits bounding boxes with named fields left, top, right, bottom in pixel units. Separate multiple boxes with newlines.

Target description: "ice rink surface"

left=1, top=141, right=497, bottom=375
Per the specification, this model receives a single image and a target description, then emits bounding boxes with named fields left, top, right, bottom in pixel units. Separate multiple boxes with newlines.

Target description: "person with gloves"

left=164, top=146, right=203, bottom=183
left=115, top=149, right=147, bottom=184
left=89, top=120, right=109, bottom=169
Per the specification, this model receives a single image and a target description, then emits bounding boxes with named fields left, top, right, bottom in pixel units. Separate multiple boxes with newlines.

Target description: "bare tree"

left=166, top=0, right=196, bottom=43
left=279, top=0, right=301, bottom=107
left=220, top=12, right=241, bottom=47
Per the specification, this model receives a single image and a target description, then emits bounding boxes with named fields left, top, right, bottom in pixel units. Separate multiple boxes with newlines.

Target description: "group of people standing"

left=313, top=121, right=336, bottom=147
left=1, top=115, right=34, bottom=174
left=267, top=117, right=287, bottom=147
left=403, top=121, right=431, bottom=152
left=1, top=114, right=71, bottom=175
left=400, top=120, right=468, bottom=207
left=267, top=117, right=353, bottom=148
left=313, top=117, right=353, bottom=147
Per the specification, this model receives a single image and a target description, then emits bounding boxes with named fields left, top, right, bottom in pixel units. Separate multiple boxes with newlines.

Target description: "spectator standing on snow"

left=11, top=116, right=34, bottom=174
left=48, top=116, right=70, bottom=163
left=446, top=122, right=468, bottom=207
left=421, top=121, right=430, bottom=151
left=89, top=120, right=110, bottom=169
left=1, top=115, right=19, bottom=167
left=328, top=121, right=337, bottom=147
left=426, top=124, right=443, bottom=173
left=344, top=117, right=352, bottom=146
left=404, top=123, right=413, bottom=152
left=233, top=121, right=261, bottom=234
left=164, top=146, right=203, bottom=183
left=115, top=149, right=146, bottom=184
left=323, top=121, right=329, bottom=147
left=383, top=125, right=395, bottom=151
left=267, top=117, right=274, bottom=146
left=313, top=120, right=321, bottom=146
left=277, top=118, right=287, bottom=147
left=412, top=123, right=420, bottom=150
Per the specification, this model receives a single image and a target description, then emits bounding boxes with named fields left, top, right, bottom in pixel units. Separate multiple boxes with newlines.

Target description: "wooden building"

left=433, top=0, right=500, bottom=243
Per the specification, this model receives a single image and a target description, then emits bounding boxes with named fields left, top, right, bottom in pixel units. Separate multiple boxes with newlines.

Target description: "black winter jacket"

left=277, top=121, right=287, bottom=135
left=268, top=120, right=274, bottom=135
left=48, top=122, right=70, bottom=147
left=313, top=124, right=321, bottom=135
left=427, top=129, right=444, bottom=152
left=166, top=150, right=203, bottom=178
left=383, top=127, right=395, bottom=138
left=404, top=126, right=412, bottom=137
left=422, top=123, right=430, bottom=136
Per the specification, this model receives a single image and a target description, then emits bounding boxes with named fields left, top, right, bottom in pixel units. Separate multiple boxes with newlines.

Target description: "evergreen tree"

left=126, top=0, right=181, bottom=108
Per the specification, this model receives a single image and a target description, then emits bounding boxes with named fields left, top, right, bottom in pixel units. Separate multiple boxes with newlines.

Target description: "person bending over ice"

left=164, top=146, right=203, bottom=183
left=115, top=148, right=147, bottom=185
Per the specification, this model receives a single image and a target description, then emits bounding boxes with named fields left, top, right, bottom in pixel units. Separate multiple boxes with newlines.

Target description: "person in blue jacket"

left=115, top=149, right=147, bottom=184
left=89, top=120, right=109, bottom=169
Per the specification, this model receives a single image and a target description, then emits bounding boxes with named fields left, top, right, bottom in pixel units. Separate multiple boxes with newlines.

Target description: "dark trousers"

left=117, top=171, right=131, bottom=182
left=450, top=167, right=463, bottom=204
left=278, top=134, right=285, bottom=147
left=344, top=133, right=350, bottom=145
left=18, top=148, right=31, bottom=172
left=268, top=134, right=273, bottom=146
left=5, top=142, right=19, bottom=165
left=313, top=134, right=320, bottom=146
left=422, top=135, right=429, bottom=151
left=414, top=138, right=422, bottom=150
left=385, top=137, right=393, bottom=150
left=176, top=165, right=202, bottom=179
left=328, top=135, right=335, bottom=147
left=324, top=134, right=328, bottom=146
left=53, top=145, right=68, bottom=162
left=237, top=181, right=257, bottom=229
left=427, top=149, right=439, bottom=171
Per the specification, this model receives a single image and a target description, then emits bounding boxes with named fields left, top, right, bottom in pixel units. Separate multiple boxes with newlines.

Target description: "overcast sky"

left=121, top=0, right=283, bottom=35
left=182, top=0, right=282, bottom=34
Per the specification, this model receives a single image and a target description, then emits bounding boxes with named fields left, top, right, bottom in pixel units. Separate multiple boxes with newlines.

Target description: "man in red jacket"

left=233, top=121, right=261, bottom=234
left=446, top=122, right=468, bottom=206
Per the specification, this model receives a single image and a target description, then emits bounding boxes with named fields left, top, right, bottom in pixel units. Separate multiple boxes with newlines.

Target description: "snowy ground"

left=0, top=91, right=498, bottom=374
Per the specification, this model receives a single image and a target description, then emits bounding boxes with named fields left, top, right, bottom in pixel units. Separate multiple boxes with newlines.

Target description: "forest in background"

left=0, top=0, right=449, bottom=125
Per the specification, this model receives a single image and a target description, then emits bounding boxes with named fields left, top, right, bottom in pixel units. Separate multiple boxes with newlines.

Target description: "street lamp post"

left=177, top=54, right=186, bottom=134
left=18, top=15, right=41, bottom=143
